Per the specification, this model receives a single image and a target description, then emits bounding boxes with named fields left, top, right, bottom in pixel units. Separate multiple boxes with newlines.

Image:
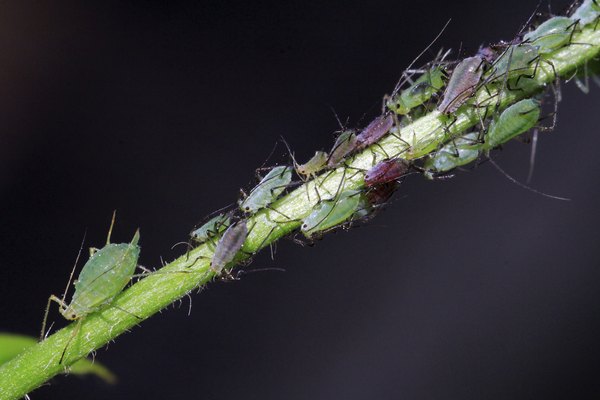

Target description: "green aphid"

left=327, top=130, right=359, bottom=168
left=190, top=213, right=231, bottom=244
left=423, top=132, right=481, bottom=179
left=523, top=16, right=576, bottom=54
left=295, top=151, right=328, bottom=180
left=486, top=44, right=539, bottom=82
left=239, top=165, right=293, bottom=213
left=570, top=0, right=600, bottom=26
left=438, top=56, right=484, bottom=114
left=41, top=212, right=141, bottom=362
left=301, top=190, right=362, bottom=238
left=387, top=67, right=446, bottom=115
left=483, top=99, right=541, bottom=151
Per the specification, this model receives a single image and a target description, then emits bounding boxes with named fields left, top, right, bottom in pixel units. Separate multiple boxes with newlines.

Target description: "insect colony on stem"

left=41, top=0, right=600, bottom=363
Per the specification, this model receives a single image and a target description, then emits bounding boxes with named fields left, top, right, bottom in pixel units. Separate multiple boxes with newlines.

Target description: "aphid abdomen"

left=297, top=151, right=328, bottom=178
left=191, top=214, right=231, bottom=243
left=423, top=131, right=481, bottom=177
left=70, top=237, right=140, bottom=313
left=388, top=67, right=446, bottom=115
left=301, top=190, right=362, bottom=237
left=523, top=16, right=575, bottom=54
left=364, top=159, right=409, bottom=187
left=356, top=114, right=395, bottom=148
left=438, top=56, right=484, bottom=114
left=486, top=44, right=539, bottom=82
left=483, top=99, right=540, bottom=151
left=211, top=221, right=248, bottom=274
left=239, top=166, right=293, bottom=213
left=327, top=130, right=358, bottom=168
left=571, top=0, right=600, bottom=25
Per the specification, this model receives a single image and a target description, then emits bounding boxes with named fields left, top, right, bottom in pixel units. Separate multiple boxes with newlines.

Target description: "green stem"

left=1, top=22, right=599, bottom=400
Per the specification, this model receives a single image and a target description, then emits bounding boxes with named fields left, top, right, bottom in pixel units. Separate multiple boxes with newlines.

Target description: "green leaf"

left=0, top=333, right=116, bottom=384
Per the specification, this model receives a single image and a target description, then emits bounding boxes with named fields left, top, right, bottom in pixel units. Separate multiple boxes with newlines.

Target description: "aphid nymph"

left=239, top=166, right=293, bottom=214
left=438, top=56, right=485, bottom=114
left=211, top=220, right=248, bottom=275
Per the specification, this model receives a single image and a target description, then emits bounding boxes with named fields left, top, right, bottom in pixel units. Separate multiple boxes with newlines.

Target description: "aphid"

left=211, top=220, right=248, bottom=275
left=482, top=98, right=541, bottom=151
left=422, top=132, right=480, bottom=179
left=364, top=158, right=409, bottom=187
left=239, top=165, right=293, bottom=213
left=477, top=45, right=497, bottom=63
left=387, top=67, right=446, bottom=115
left=190, top=213, right=231, bottom=244
left=296, top=151, right=328, bottom=180
left=438, top=56, right=484, bottom=114
left=523, top=16, right=577, bottom=54
left=40, top=213, right=141, bottom=362
left=366, top=181, right=398, bottom=207
left=570, top=0, right=600, bottom=26
left=356, top=114, right=395, bottom=149
left=301, top=190, right=362, bottom=238
left=327, top=129, right=359, bottom=168
left=486, top=44, right=539, bottom=82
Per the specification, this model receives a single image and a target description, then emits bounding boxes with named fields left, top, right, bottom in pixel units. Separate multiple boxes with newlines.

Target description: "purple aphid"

left=210, top=220, right=248, bottom=274
left=366, top=181, right=398, bottom=206
left=364, top=158, right=409, bottom=187
left=477, top=45, right=497, bottom=63
left=438, top=56, right=484, bottom=114
left=355, top=114, right=395, bottom=149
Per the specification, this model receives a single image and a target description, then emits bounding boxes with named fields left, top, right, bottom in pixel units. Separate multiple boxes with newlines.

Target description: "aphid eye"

left=302, top=224, right=307, bottom=228
left=245, top=207, right=250, bottom=211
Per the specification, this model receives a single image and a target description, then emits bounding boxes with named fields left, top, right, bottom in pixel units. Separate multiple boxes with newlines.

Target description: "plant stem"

left=1, top=21, right=599, bottom=400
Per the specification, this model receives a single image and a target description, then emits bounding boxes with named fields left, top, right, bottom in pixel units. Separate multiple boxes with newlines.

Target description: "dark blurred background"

left=1, top=0, right=600, bottom=399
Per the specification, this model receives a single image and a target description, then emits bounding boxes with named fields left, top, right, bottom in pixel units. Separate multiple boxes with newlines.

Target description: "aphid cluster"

left=42, top=1, right=599, bottom=363
left=188, top=0, right=600, bottom=266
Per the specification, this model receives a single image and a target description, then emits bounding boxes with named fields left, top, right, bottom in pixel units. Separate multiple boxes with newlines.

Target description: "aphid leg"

left=40, top=232, right=87, bottom=341
left=487, top=157, right=570, bottom=201
left=574, top=61, right=591, bottom=93
left=265, top=206, right=300, bottom=224
left=40, top=295, right=68, bottom=341
left=110, top=304, right=143, bottom=320
left=315, top=168, right=339, bottom=195
left=59, top=319, right=83, bottom=364
left=371, top=143, right=390, bottom=160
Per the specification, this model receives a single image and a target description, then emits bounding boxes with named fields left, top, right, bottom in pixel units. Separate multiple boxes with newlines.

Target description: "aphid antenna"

left=328, top=104, right=349, bottom=131
left=487, top=157, right=571, bottom=201
left=391, top=18, right=452, bottom=98
left=193, top=203, right=237, bottom=228
left=39, top=230, right=87, bottom=342
left=172, top=241, right=194, bottom=252
left=279, top=135, right=300, bottom=171
left=235, top=267, right=286, bottom=279
left=110, top=304, right=143, bottom=320
left=106, top=210, right=117, bottom=245
left=255, top=139, right=282, bottom=175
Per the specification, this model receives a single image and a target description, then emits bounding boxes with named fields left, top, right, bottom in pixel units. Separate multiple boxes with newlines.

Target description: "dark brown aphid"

left=438, top=56, right=484, bottom=114
left=355, top=114, right=395, bottom=149
left=364, top=158, right=409, bottom=187
left=366, top=181, right=398, bottom=206
left=211, top=220, right=248, bottom=274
